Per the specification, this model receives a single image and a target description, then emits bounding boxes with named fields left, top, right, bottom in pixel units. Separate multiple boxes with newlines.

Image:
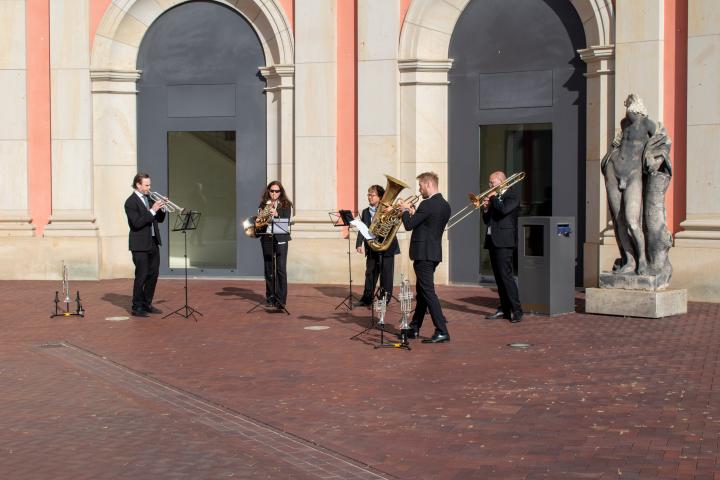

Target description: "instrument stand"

left=248, top=217, right=290, bottom=315
left=351, top=256, right=410, bottom=350
left=329, top=210, right=360, bottom=311
left=163, top=211, right=203, bottom=321
left=51, top=291, right=85, bottom=318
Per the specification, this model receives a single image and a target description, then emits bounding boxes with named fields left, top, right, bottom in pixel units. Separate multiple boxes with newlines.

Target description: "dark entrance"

left=137, top=1, right=266, bottom=277
left=447, top=0, right=586, bottom=285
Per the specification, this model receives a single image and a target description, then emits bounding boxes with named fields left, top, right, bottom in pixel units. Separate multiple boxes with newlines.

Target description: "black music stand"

left=163, top=210, right=203, bottom=321
left=248, top=217, right=291, bottom=315
left=330, top=209, right=360, bottom=311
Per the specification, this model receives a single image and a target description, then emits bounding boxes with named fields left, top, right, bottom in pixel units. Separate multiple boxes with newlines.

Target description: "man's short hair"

left=132, top=172, right=150, bottom=189
left=416, top=171, right=439, bottom=186
left=369, top=184, right=385, bottom=198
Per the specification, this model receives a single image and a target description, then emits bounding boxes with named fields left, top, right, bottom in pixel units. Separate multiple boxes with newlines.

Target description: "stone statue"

left=601, top=94, right=673, bottom=290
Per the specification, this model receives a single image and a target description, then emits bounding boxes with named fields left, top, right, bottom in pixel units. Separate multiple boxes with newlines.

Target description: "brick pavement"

left=0, top=278, right=719, bottom=479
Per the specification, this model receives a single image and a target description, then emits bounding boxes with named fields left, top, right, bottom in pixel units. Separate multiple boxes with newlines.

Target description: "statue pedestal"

left=586, top=287, right=687, bottom=318
left=598, top=272, right=671, bottom=291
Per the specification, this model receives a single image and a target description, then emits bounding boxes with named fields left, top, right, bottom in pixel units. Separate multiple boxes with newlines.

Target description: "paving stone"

left=0, top=279, right=718, bottom=478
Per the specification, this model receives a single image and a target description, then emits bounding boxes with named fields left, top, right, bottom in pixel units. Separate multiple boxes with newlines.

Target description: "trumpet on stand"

left=51, top=262, right=84, bottom=318
left=373, top=277, right=412, bottom=351
left=397, top=274, right=413, bottom=348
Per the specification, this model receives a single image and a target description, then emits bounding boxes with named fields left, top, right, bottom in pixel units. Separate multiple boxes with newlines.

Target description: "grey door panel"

left=448, top=0, right=586, bottom=285
left=137, top=1, right=266, bottom=277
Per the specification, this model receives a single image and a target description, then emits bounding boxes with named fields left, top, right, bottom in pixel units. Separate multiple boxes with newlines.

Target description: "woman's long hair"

left=259, top=181, right=293, bottom=209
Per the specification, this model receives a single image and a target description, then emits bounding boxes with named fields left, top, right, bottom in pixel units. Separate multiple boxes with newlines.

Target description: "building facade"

left=1, top=0, right=718, bottom=301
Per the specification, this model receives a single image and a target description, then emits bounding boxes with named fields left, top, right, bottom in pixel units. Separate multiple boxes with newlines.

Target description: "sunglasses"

left=269, top=189, right=281, bottom=193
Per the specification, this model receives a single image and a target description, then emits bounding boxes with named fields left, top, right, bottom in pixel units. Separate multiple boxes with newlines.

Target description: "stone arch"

left=91, top=0, right=293, bottom=70
left=399, top=0, right=612, bottom=59
left=90, top=0, right=295, bottom=278
left=397, top=0, right=615, bottom=286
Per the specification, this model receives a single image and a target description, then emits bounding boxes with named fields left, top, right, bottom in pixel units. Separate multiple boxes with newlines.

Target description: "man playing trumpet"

left=124, top=173, right=166, bottom=317
left=396, top=172, right=452, bottom=344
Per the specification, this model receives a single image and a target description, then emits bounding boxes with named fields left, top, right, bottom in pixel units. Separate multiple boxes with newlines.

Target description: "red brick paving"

left=1, top=278, right=719, bottom=479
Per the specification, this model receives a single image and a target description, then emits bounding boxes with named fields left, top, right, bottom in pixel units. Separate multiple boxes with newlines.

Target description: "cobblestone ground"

left=0, top=278, right=718, bottom=480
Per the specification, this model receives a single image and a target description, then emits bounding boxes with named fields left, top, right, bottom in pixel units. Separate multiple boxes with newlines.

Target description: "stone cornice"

left=260, top=64, right=295, bottom=92
left=675, top=215, right=720, bottom=246
left=578, top=45, right=615, bottom=78
left=90, top=69, right=142, bottom=94
left=398, top=59, right=454, bottom=73
left=398, top=59, right=454, bottom=86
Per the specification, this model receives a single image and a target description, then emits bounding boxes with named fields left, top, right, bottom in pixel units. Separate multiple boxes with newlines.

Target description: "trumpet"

left=149, top=191, right=185, bottom=213
left=445, top=171, right=525, bottom=231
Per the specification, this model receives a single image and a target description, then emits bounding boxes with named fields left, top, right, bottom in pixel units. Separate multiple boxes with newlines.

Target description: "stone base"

left=585, top=288, right=687, bottom=318
left=599, top=271, right=671, bottom=291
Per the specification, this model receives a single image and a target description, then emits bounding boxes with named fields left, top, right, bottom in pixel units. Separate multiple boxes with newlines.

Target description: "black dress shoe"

left=131, top=309, right=148, bottom=317
left=422, top=332, right=450, bottom=343
left=401, top=328, right=419, bottom=339
left=510, top=312, right=524, bottom=323
left=485, top=309, right=505, bottom=320
left=145, top=305, right=163, bottom=314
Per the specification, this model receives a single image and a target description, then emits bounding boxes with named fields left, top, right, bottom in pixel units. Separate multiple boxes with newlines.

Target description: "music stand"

left=329, top=209, right=360, bottom=311
left=163, top=210, right=203, bottom=321
left=248, top=217, right=291, bottom=315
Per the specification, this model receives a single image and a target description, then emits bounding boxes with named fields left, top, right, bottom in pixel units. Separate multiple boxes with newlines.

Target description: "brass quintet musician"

left=356, top=184, right=400, bottom=307
left=396, top=172, right=452, bottom=344
left=256, top=181, right=293, bottom=309
left=124, top=172, right=166, bottom=317
left=479, top=171, right=523, bottom=323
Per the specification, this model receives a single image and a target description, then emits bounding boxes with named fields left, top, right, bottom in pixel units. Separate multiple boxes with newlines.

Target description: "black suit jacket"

left=355, top=207, right=400, bottom=256
left=401, top=193, right=451, bottom=262
left=125, top=192, right=166, bottom=251
left=482, top=186, right=520, bottom=248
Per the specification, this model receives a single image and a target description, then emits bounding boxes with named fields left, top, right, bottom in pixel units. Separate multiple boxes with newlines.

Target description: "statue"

left=601, top=94, right=673, bottom=289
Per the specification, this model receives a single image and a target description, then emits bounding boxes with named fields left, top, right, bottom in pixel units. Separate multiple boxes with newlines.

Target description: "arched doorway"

left=447, top=0, right=587, bottom=285
left=136, top=0, right=266, bottom=277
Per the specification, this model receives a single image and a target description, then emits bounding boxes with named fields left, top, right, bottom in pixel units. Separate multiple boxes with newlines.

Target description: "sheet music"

left=351, top=219, right=375, bottom=240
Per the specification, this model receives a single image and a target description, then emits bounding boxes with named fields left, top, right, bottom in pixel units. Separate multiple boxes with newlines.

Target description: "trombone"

left=445, top=171, right=526, bottom=231
left=149, top=191, right=185, bottom=213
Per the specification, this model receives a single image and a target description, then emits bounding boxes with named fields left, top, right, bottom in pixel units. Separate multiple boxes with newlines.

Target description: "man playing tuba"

left=355, top=184, right=400, bottom=307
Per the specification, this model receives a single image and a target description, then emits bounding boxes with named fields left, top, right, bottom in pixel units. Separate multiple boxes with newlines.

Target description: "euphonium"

left=367, top=175, right=418, bottom=252
left=242, top=201, right=273, bottom=237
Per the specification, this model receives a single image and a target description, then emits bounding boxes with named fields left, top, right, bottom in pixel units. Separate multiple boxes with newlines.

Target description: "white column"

left=614, top=0, right=665, bottom=123
left=0, top=0, right=33, bottom=235
left=675, top=0, right=720, bottom=247
left=261, top=64, right=295, bottom=201
left=398, top=59, right=453, bottom=282
left=293, top=0, right=337, bottom=227
left=357, top=0, right=400, bottom=205
left=398, top=60, right=453, bottom=192
left=578, top=45, right=615, bottom=286
left=90, top=69, right=141, bottom=277
left=45, top=0, right=97, bottom=236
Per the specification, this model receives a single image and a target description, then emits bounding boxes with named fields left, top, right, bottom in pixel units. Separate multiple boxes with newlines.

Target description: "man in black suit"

left=124, top=173, right=166, bottom=317
left=481, top=171, right=523, bottom=323
left=397, top=172, right=452, bottom=343
left=356, top=184, right=400, bottom=306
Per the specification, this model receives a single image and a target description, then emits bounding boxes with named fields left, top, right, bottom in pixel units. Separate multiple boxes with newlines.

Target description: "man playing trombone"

left=479, top=171, right=523, bottom=323
left=124, top=173, right=166, bottom=317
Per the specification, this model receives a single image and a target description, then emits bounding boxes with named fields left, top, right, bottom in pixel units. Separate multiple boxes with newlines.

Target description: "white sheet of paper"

left=350, top=219, right=375, bottom=240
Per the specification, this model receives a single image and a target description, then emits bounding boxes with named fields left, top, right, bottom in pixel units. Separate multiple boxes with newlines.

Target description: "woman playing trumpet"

left=256, top=181, right=293, bottom=309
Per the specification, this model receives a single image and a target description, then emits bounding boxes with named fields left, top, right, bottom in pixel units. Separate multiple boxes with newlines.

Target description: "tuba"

left=367, top=175, right=418, bottom=252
